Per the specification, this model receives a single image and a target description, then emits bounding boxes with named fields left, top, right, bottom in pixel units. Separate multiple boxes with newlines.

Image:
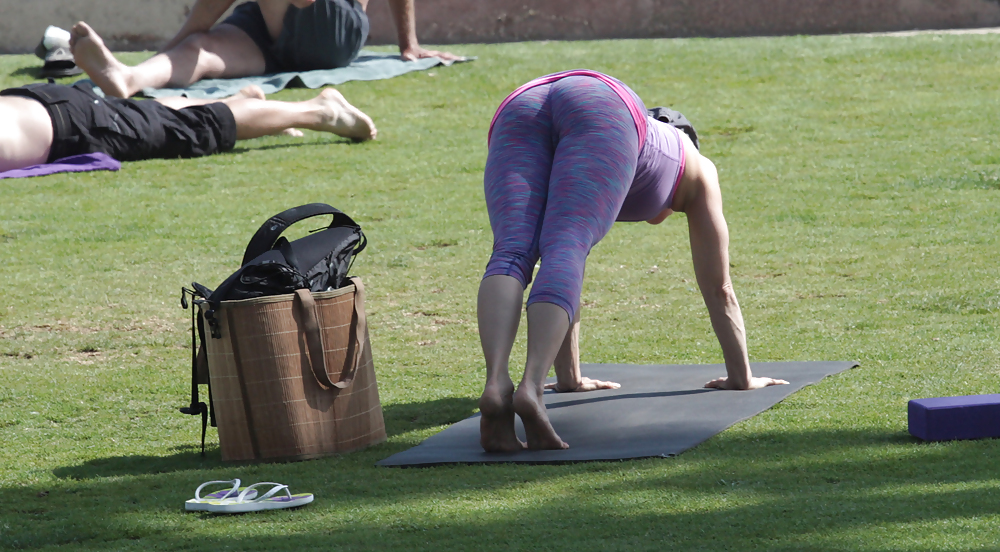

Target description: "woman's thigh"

left=187, top=24, right=268, bottom=79
left=482, top=85, right=555, bottom=285
left=528, top=76, right=640, bottom=320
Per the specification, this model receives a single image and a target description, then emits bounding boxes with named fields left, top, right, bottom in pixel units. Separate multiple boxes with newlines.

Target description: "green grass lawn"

left=1, top=32, right=999, bottom=551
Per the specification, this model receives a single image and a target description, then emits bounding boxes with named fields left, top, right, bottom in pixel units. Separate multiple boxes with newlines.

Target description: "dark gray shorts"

left=222, top=0, right=369, bottom=74
left=0, top=83, right=237, bottom=163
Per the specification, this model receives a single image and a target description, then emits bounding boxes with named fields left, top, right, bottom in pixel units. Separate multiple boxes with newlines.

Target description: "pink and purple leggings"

left=482, top=75, right=643, bottom=322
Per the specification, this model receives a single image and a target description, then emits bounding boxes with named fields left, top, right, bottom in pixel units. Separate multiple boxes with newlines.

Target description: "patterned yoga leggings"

left=482, top=75, right=642, bottom=322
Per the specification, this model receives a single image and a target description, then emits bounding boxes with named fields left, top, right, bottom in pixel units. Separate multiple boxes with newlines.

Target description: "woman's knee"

left=171, top=31, right=237, bottom=79
left=173, top=32, right=214, bottom=56
left=484, top=251, right=537, bottom=287
left=178, top=30, right=237, bottom=62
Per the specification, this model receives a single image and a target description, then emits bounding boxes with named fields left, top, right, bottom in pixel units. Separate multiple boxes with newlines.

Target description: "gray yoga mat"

left=378, top=361, right=857, bottom=466
left=140, top=51, right=473, bottom=99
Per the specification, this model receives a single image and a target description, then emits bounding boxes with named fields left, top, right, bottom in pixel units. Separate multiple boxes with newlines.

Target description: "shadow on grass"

left=6, top=66, right=79, bottom=81
left=7, top=427, right=997, bottom=550
left=382, top=396, right=479, bottom=438
left=9, top=66, right=43, bottom=79
left=51, top=446, right=238, bottom=480
left=46, top=397, right=479, bottom=480
left=228, top=136, right=364, bottom=155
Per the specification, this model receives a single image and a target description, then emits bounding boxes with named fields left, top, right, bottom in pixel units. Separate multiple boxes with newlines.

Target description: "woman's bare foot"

left=479, top=380, right=525, bottom=453
left=69, top=22, right=133, bottom=98
left=512, top=385, right=568, bottom=450
left=312, top=88, right=377, bottom=141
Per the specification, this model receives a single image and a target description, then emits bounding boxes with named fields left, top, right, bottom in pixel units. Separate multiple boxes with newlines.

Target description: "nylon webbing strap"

left=242, top=203, right=359, bottom=266
left=179, top=288, right=209, bottom=455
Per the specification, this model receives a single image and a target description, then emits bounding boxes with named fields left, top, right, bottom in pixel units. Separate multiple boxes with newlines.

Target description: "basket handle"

left=294, top=279, right=367, bottom=390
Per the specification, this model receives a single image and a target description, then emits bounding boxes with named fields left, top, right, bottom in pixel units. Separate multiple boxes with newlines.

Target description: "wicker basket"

left=200, top=278, right=386, bottom=462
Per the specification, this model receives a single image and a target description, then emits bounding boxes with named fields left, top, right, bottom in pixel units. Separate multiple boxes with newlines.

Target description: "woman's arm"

left=386, top=0, right=461, bottom=61
left=683, top=151, right=788, bottom=390
left=161, top=0, right=238, bottom=52
left=545, top=308, right=620, bottom=392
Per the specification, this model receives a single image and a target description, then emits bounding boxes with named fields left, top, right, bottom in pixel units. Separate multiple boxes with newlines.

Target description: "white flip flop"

left=200, top=482, right=314, bottom=514
left=184, top=479, right=258, bottom=511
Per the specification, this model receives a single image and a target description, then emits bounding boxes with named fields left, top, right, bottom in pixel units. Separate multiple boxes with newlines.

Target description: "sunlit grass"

left=2, top=32, right=1000, bottom=550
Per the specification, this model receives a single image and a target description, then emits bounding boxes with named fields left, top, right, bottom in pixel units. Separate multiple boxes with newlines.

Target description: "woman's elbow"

left=706, top=281, right=739, bottom=306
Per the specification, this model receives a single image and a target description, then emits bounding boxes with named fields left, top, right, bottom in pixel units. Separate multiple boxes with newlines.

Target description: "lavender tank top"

left=615, top=118, right=687, bottom=222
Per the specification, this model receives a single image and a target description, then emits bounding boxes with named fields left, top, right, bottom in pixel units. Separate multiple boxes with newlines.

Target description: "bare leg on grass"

left=224, top=88, right=376, bottom=141
left=152, top=84, right=266, bottom=109
left=153, top=86, right=305, bottom=137
left=152, top=86, right=376, bottom=141
left=477, top=275, right=526, bottom=452
left=512, top=301, right=571, bottom=450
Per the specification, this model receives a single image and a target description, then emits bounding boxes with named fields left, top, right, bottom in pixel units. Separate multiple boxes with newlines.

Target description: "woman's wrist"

left=553, top=377, right=581, bottom=392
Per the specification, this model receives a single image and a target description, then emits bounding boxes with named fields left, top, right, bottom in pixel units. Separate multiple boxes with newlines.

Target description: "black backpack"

left=647, top=107, right=700, bottom=150
left=179, top=203, right=367, bottom=453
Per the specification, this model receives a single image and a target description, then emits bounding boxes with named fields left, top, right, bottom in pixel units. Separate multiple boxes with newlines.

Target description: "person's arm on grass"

left=683, top=152, right=788, bottom=391
left=386, top=0, right=461, bottom=61
left=161, top=0, right=238, bottom=52
left=544, top=308, right=621, bottom=392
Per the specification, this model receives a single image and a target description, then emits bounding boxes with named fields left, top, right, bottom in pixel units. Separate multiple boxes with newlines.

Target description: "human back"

left=0, top=96, right=52, bottom=173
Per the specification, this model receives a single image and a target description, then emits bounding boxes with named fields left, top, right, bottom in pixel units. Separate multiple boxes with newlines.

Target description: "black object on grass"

left=378, top=361, right=857, bottom=466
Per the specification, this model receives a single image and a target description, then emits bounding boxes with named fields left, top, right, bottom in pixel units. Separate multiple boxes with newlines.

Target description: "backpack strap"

left=179, top=287, right=209, bottom=455
left=241, top=203, right=361, bottom=266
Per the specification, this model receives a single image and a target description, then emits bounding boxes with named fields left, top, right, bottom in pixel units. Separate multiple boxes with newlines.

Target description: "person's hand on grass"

left=704, top=376, right=789, bottom=390
left=545, top=376, right=621, bottom=392
left=401, top=46, right=463, bottom=62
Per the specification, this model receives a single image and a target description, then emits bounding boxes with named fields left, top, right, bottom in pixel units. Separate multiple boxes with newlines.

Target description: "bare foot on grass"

left=313, top=88, right=377, bottom=141
left=479, top=380, right=525, bottom=453
left=512, top=385, right=568, bottom=450
left=70, top=22, right=133, bottom=98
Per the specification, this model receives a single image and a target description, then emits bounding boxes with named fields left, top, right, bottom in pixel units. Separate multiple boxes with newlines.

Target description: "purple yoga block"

left=908, top=395, right=1000, bottom=441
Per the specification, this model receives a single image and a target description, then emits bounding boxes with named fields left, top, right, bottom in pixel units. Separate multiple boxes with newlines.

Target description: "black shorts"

left=222, top=0, right=368, bottom=74
left=0, top=83, right=237, bottom=163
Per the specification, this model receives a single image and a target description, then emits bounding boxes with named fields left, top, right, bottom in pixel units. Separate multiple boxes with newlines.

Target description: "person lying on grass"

left=70, top=0, right=460, bottom=99
left=477, top=70, right=789, bottom=453
left=0, top=82, right=375, bottom=173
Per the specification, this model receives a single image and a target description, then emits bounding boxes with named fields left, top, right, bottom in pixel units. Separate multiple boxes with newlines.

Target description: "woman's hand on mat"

left=704, top=376, right=789, bottom=390
left=545, top=377, right=621, bottom=392
left=401, top=46, right=463, bottom=62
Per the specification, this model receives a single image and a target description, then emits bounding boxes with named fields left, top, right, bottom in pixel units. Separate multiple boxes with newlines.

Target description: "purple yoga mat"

left=0, top=152, right=120, bottom=179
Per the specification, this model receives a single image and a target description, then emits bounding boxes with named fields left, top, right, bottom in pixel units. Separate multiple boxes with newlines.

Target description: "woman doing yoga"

left=477, top=70, right=788, bottom=452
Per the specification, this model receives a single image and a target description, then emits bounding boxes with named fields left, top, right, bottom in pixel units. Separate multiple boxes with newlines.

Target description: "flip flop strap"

left=194, top=479, right=240, bottom=501
left=237, top=482, right=290, bottom=503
